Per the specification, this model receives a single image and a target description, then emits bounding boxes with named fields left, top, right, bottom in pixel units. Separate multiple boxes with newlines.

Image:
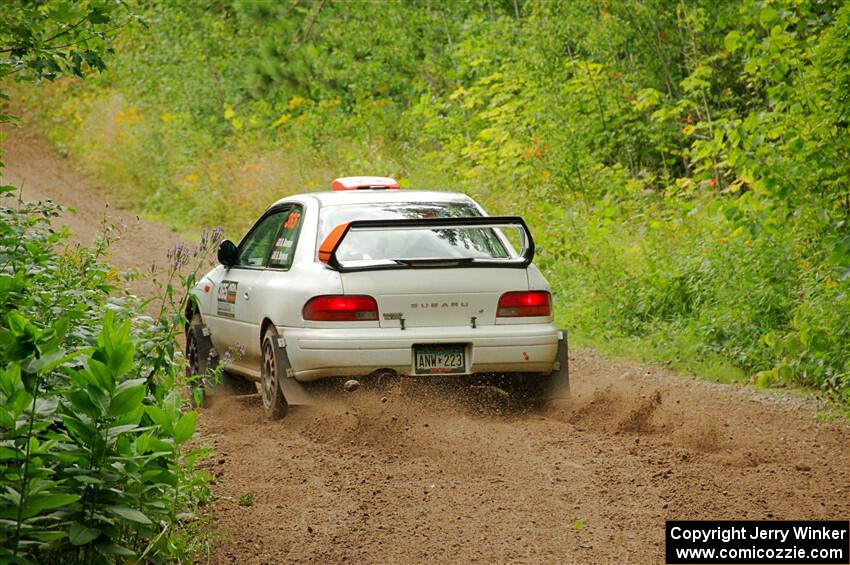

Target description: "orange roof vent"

left=331, top=176, right=400, bottom=191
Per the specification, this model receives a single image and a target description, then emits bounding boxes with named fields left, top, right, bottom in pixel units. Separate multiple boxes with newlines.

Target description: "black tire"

left=185, top=321, right=204, bottom=378
left=186, top=313, right=255, bottom=400
left=260, top=325, right=288, bottom=419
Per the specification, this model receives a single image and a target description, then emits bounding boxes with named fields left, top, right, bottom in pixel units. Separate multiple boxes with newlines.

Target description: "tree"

left=0, top=0, right=136, bottom=82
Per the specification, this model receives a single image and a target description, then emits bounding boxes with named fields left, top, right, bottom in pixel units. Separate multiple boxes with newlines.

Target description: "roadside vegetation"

left=0, top=198, right=218, bottom=562
left=17, top=0, right=847, bottom=402
left=1, top=3, right=216, bottom=561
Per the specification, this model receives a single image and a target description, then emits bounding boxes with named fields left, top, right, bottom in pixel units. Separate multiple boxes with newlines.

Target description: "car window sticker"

left=284, top=210, right=301, bottom=229
left=216, top=280, right=238, bottom=318
left=269, top=208, right=302, bottom=268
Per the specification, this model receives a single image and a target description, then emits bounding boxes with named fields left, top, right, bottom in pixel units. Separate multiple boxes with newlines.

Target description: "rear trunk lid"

left=340, top=268, right=529, bottom=328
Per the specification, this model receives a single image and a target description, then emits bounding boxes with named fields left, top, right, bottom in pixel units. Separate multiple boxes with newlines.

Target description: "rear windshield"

left=318, top=202, right=511, bottom=262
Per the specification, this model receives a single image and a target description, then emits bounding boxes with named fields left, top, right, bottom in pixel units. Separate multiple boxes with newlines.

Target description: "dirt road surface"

left=3, top=123, right=849, bottom=564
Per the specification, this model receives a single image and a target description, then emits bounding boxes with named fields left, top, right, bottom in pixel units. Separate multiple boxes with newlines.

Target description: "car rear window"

left=318, top=202, right=511, bottom=262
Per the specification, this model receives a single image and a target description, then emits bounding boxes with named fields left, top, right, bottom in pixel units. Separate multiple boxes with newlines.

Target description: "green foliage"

left=15, top=0, right=850, bottom=403
left=0, top=4, right=221, bottom=561
left=236, top=492, right=253, bottom=508
left=0, top=194, right=219, bottom=562
left=0, top=0, right=135, bottom=82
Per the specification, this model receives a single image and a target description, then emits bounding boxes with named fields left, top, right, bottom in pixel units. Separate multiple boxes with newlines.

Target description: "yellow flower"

left=271, top=114, right=290, bottom=128
left=288, top=96, right=306, bottom=110
left=120, top=106, right=143, bottom=125
left=319, top=98, right=342, bottom=109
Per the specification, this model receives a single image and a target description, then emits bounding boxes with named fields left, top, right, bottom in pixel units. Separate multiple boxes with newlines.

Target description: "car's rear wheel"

left=186, top=312, right=256, bottom=402
left=260, top=326, right=288, bottom=419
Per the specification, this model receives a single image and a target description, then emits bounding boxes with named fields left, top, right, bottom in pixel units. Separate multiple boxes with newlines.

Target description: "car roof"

left=272, top=189, right=476, bottom=208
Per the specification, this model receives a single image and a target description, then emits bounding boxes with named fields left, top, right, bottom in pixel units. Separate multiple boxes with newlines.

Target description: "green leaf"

left=145, top=405, right=172, bottom=432
left=85, top=358, right=112, bottom=391
left=173, top=411, right=198, bottom=444
left=69, top=522, right=101, bottom=545
left=724, top=30, right=741, bottom=52
left=71, top=475, right=104, bottom=486
left=20, top=493, right=80, bottom=518
left=81, top=387, right=109, bottom=418
left=0, top=409, right=14, bottom=430
left=32, top=529, right=68, bottom=542
left=106, top=505, right=152, bottom=525
left=140, top=469, right=164, bottom=483
left=98, top=542, right=136, bottom=556
left=26, top=347, right=88, bottom=375
left=0, top=365, right=22, bottom=396
left=63, top=415, right=99, bottom=445
left=759, top=6, right=777, bottom=27
left=0, top=446, right=21, bottom=461
left=107, top=424, right=142, bottom=438
left=108, top=343, right=136, bottom=380
left=67, top=390, right=100, bottom=419
left=115, top=378, right=147, bottom=394
left=9, top=389, right=33, bottom=414
left=88, top=7, right=111, bottom=24
left=762, top=332, right=776, bottom=348
left=109, top=383, right=145, bottom=416
left=145, top=436, right=176, bottom=454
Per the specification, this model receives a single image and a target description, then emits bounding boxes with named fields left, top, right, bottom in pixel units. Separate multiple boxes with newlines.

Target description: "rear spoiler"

left=318, top=216, right=535, bottom=272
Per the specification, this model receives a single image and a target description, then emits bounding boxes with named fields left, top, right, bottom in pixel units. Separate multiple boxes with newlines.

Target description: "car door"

left=210, top=208, right=291, bottom=370
left=237, top=205, right=305, bottom=367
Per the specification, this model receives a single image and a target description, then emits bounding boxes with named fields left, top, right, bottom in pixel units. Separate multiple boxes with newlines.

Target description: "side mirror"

left=217, top=240, right=238, bottom=267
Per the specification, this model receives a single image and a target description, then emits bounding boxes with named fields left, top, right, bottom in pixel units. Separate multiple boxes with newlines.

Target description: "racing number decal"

left=269, top=208, right=302, bottom=269
left=217, top=280, right=238, bottom=318
left=284, top=211, right=301, bottom=229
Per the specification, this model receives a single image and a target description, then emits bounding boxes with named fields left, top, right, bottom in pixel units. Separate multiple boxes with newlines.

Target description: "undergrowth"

left=0, top=190, right=222, bottom=562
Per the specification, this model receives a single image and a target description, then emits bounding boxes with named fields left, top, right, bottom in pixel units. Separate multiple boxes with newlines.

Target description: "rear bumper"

left=281, top=323, right=559, bottom=381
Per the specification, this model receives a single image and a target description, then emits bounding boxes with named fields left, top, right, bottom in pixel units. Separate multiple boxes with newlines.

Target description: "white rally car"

left=187, top=177, right=568, bottom=418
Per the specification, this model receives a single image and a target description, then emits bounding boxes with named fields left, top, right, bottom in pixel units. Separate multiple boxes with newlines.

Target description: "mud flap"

left=191, top=323, right=214, bottom=374
left=271, top=337, right=315, bottom=406
left=545, top=329, right=571, bottom=399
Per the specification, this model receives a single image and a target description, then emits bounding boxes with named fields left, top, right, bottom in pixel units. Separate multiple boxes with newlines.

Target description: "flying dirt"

left=2, top=125, right=848, bottom=564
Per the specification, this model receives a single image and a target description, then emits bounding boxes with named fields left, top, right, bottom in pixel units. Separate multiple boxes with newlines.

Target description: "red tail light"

left=303, top=295, right=379, bottom=321
left=497, top=291, right=551, bottom=317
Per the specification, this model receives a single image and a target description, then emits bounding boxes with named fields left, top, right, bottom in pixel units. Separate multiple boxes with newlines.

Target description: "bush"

left=0, top=189, right=218, bottom=562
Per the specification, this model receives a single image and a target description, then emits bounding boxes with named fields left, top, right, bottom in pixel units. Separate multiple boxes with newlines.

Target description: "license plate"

left=413, top=344, right=466, bottom=375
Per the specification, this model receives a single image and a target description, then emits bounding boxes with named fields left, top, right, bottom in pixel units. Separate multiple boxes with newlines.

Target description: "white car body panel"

left=191, top=189, right=559, bottom=382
